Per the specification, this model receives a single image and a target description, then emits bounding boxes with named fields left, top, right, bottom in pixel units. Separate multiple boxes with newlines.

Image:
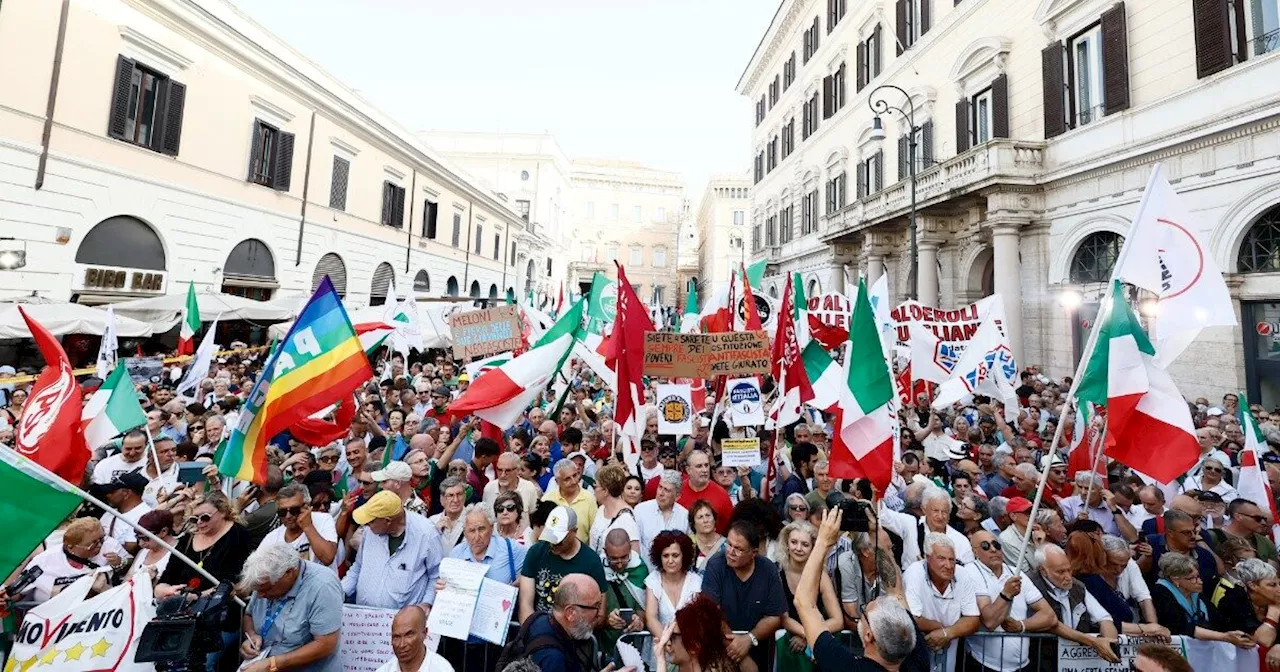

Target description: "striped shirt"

left=342, top=513, right=443, bottom=609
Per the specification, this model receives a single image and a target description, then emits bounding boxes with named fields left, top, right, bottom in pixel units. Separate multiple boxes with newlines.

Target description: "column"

left=992, top=221, right=1024, bottom=362
left=866, top=253, right=884, bottom=287
left=917, top=240, right=940, bottom=306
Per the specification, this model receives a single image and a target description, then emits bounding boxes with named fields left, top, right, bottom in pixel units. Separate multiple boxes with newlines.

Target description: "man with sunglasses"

left=261, top=483, right=341, bottom=571
left=1202, top=498, right=1279, bottom=567
left=961, top=530, right=1056, bottom=672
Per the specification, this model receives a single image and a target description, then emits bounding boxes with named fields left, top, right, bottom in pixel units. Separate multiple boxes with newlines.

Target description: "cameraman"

left=238, top=543, right=343, bottom=672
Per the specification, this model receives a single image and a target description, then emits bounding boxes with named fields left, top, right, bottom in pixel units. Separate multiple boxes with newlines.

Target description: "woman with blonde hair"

left=774, top=521, right=841, bottom=671
left=590, top=461, right=640, bottom=553
left=156, top=491, right=250, bottom=597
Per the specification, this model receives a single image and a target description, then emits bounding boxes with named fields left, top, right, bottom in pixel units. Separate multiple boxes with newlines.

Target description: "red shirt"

left=678, top=476, right=734, bottom=535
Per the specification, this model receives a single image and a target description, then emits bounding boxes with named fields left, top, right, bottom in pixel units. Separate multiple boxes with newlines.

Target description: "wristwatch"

left=747, top=632, right=759, bottom=648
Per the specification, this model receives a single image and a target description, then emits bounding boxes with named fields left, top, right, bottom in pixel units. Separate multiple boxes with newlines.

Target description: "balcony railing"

left=823, top=138, right=1046, bottom=237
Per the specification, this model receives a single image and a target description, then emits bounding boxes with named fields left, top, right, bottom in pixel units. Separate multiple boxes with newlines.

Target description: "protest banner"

left=807, top=292, right=851, bottom=331
left=8, top=571, right=155, bottom=672
left=727, top=377, right=764, bottom=426
left=427, top=558, right=489, bottom=640
left=892, top=295, right=1002, bottom=382
left=448, top=305, right=523, bottom=360
left=340, top=605, right=397, bottom=672
left=642, top=331, right=770, bottom=379
left=721, top=437, right=762, bottom=467
left=655, top=383, right=694, bottom=435
left=123, top=356, right=164, bottom=384
left=1058, top=635, right=1257, bottom=672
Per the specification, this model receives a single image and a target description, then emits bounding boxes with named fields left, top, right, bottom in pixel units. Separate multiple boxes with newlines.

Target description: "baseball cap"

left=1039, top=453, right=1066, bottom=471
left=1006, top=496, right=1034, bottom=514
left=566, top=450, right=590, bottom=462
left=432, top=386, right=451, bottom=397
left=107, top=470, right=149, bottom=495
left=1196, top=490, right=1225, bottom=504
left=371, top=461, right=412, bottom=482
left=539, top=505, right=578, bottom=544
left=352, top=490, right=404, bottom=526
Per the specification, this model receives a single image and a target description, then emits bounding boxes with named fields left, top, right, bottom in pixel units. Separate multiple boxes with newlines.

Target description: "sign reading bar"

left=643, top=331, right=770, bottom=379
left=448, top=305, right=523, bottom=360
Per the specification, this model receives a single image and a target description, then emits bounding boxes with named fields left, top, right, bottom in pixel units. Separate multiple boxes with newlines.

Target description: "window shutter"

left=857, top=42, right=867, bottom=92
left=158, top=80, right=185, bottom=155
left=394, top=187, right=406, bottom=228
left=920, top=0, right=931, bottom=36
left=273, top=131, right=295, bottom=191
left=330, top=157, right=349, bottom=210
left=247, top=120, right=264, bottom=181
left=898, top=135, right=909, bottom=180
left=813, top=16, right=820, bottom=50
left=955, top=98, right=971, bottom=153
left=107, top=56, right=136, bottom=140
left=1101, top=2, right=1131, bottom=114
left=857, top=161, right=867, bottom=198
left=1042, top=43, right=1068, bottom=138
left=381, top=182, right=392, bottom=225
left=1193, top=0, right=1235, bottom=78
left=896, top=0, right=908, bottom=54
left=921, top=121, right=934, bottom=166
left=992, top=74, right=1010, bottom=138
left=874, top=151, right=884, bottom=191
left=823, top=75, right=832, bottom=118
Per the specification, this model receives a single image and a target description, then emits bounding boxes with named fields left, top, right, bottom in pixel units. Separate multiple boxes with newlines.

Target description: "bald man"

left=1140, top=494, right=1202, bottom=537
left=376, top=606, right=453, bottom=672
left=483, top=452, right=539, bottom=515
left=538, top=420, right=564, bottom=461
left=515, top=573, right=605, bottom=671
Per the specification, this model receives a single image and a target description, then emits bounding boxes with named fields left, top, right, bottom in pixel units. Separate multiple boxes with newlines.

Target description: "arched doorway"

left=73, top=216, right=168, bottom=302
left=446, top=276, right=459, bottom=297
left=222, top=239, right=277, bottom=301
left=311, top=252, right=348, bottom=298
left=1067, top=231, right=1124, bottom=367
left=413, top=270, right=430, bottom=296
left=488, top=284, right=499, bottom=299
left=1238, top=204, right=1280, bottom=408
left=469, top=280, right=482, bottom=298
left=966, top=248, right=995, bottom=300
left=370, top=262, right=395, bottom=307
left=525, top=259, right=536, bottom=293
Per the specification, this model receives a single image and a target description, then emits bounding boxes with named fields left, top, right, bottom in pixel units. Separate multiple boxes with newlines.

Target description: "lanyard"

left=259, top=596, right=295, bottom=643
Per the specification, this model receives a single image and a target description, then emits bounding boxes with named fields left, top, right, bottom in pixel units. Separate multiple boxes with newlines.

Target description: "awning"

left=112, top=291, right=297, bottom=331
left=267, top=301, right=453, bottom=349
left=0, top=301, right=154, bottom=338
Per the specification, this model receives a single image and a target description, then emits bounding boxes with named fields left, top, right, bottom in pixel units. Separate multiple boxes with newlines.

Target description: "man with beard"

left=506, top=574, right=605, bottom=672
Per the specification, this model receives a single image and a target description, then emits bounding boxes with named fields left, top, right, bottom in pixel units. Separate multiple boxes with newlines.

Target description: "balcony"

left=822, top=139, right=1046, bottom=240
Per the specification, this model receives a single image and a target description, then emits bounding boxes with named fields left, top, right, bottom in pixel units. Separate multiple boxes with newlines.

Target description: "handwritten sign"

left=472, top=579, right=519, bottom=645
left=340, top=605, right=397, bottom=672
left=721, top=437, right=761, bottom=467
left=643, top=331, right=770, bottom=379
left=449, top=305, right=523, bottom=360
left=1058, top=635, right=1257, bottom=672
left=427, top=558, right=489, bottom=640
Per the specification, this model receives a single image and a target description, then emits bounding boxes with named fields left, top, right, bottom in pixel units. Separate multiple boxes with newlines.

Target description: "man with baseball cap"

left=516, top=505, right=607, bottom=624
left=999, top=496, right=1037, bottom=571
left=371, top=461, right=427, bottom=516
left=342, top=490, right=443, bottom=614
left=101, top=470, right=152, bottom=555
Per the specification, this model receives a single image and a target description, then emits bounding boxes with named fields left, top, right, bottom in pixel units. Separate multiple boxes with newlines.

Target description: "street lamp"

left=868, top=84, right=919, bottom=300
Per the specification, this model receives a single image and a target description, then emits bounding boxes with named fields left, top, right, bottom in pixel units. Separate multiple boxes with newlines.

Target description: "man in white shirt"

left=881, top=486, right=974, bottom=566
left=634, top=470, right=688, bottom=568
left=962, top=530, right=1056, bottom=672
left=1029, top=544, right=1121, bottom=663
left=100, top=471, right=152, bottom=556
left=902, top=533, right=980, bottom=672
left=637, top=439, right=663, bottom=483
left=91, top=430, right=149, bottom=485
left=1126, top=485, right=1167, bottom=532
left=482, top=453, right=539, bottom=516
left=427, top=477, right=467, bottom=557
left=377, top=605, right=454, bottom=672
left=261, top=483, right=342, bottom=571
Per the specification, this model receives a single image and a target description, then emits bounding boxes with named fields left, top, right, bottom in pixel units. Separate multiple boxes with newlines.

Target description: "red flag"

left=289, top=396, right=358, bottom=447
left=613, top=263, right=655, bottom=447
left=771, top=274, right=813, bottom=422
left=739, top=263, right=763, bottom=331
left=481, top=420, right=506, bottom=446
left=15, top=307, right=90, bottom=484
left=556, top=282, right=564, bottom=317
left=679, top=377, right=707, bottom=414
left=808, top=315, right=848, bottom=350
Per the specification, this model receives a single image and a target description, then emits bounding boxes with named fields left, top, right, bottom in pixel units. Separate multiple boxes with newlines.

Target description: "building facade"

left=0, top=0, right=542, bottom=313
left=739, top=0, right=1280, bottom=406
left=695, top=174, right=752, bottom=302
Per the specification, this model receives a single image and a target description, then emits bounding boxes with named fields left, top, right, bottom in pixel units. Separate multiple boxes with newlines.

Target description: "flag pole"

left=144, top=431, right=163, bottom=483
left=1079, top=416, right=1111, bottom=514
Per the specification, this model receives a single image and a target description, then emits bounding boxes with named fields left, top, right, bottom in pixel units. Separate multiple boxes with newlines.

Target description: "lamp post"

left=868, top=84, right=919, bottom=300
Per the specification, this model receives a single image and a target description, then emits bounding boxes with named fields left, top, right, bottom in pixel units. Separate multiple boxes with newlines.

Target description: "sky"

left=233, top=0, right=781, bottom=195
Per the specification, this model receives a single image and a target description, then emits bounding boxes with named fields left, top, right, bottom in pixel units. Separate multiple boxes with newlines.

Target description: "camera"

left=134, top=582, right=235, bottom=671
left=838, top=499, right=873, bottom=533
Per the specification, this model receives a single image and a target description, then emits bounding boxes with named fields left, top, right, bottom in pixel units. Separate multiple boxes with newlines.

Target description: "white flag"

left=1114, top=163, right=1236, bottom=366
left=176, top=318, right=219, bottom=399
left=655, top=383, right=694, bottom=435
left=931, top=312, right=1019, bottom=422
left=8, top=571, right=156, bottom=672
left=95, top=306, right=118, bottom=380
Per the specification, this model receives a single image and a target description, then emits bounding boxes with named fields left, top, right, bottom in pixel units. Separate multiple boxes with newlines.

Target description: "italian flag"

left=802, top=340, right=841, bottom=412
left=0, top=446, right=82, bottom=580
left=792, top=272, right=811, bottom=347
left=178, top=281, right=200, bottom=355
left=831, top=278, right=896, bottom=491
left=679, top=284, right=699, bottom=334
left=1065, top=401, right=1100, bottom=477
left=1237, top=397, right=1277, bottom=523
left=81, top=364, right=148, bottom=451
left=1076, top=280, right=1199, bottom=483
left=449, top=299, right=584, bottom=429
left=354, top=321, right=396, bottom=357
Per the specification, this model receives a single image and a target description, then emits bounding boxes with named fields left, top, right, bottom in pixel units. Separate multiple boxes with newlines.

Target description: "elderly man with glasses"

left=961, top=530, right=1056, bottom=672
left=1058, top=472, right=1139, bottom=541
left=238, top=543, right=343, bottom=672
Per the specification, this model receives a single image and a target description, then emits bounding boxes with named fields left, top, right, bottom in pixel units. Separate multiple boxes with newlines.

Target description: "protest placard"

left=123, top=356, right=164, bottom=384
left=448, top=305, right=523, bottom=360
left=642, top=331, right=770, bottom=379
left=1058, top=635, right=1257, bottom=672
left=472, top=579, right=519, bottom=645
left=727, top=377, right=763, bottom=426
left=721, top=437, right=761, bottom=467
left=655, top=383, right=694, bottom=435
left=340, top=605, right=397, bottom=672
left=427, top=558, right=490, bottom=640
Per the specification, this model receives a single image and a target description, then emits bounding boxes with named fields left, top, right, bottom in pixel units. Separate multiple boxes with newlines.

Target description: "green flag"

left=0, top=447, right=83, bottom=580
left=585, top=272, right=616, bottom=334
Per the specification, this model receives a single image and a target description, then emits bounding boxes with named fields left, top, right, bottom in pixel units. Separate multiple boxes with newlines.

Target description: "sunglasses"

left=189, top=513, right=214, bottom=525
left=278, top=505, right=308, bottom=518
left=1202, top=466, right=1224, bottom=473
left=789, top=505, right=809, bottom=512
left=190, top=425, right=204, bottom=432
left=318, top=455, right=338, bottom=463
left=979, top=540, right=1003, bottom=552
left=496, top=504, right=519, bottom=513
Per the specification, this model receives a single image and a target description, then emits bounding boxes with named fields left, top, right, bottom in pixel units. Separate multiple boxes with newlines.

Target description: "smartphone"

left=617, top=608, right=635, bottom=622
left=177, top=461, right=206, bottom=485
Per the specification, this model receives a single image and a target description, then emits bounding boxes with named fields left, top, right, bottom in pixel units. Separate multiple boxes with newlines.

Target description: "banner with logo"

left=1058, top=634, right=1255, bottom=672
left=739, top=289, right=779, bottom=332
left=655, top=383, right=694, bottom=435
left=726, top=377, right=764, bottom=427
left=8, top=571, right=156, bottom=672
left=893, top=295, right=1003, bottom=383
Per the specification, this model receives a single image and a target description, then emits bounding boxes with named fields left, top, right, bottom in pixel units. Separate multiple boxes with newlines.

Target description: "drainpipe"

left=405, top=170, right=416, bottom=273
left=34, top=0, right=71, bottom=190
left=294, top=110, right=316, bottom=265
left=462, top=201, right=473, bottom=288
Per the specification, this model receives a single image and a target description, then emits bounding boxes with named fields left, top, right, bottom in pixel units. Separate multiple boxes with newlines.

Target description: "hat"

left=1207, top=408, right=1225, bottom=417
left=1006, top=496, right=1034, bottom=514
left=106, top=470, right=149, bottom=495
left=1038, top=453, right=1066, bottom=471
left=458, top=374, right=470, bottom=383
left=1196, top=490, right=1225, bottom=504
left=352, top=490, right=404, bottom=526
left=371, top=461, right=412, bottom=482
left=566, top=450, right=590, bottom=461
left=539, top=505, right=578, bottom=544
left=432, top=386, right=451, bottom=397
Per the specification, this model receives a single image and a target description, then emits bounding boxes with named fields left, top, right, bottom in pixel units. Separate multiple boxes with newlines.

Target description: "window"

left=653, top=247, right=668, bottom=267
left=493, top=234, right=501, bottom=261
left=897, top=122, right=933, bottom=179
left=857, top=27, right=883, bottom=91
left=246, top=119, right=295, bottom=191
left=769, top=76, right=780, bottom=108
left=423, top=199, right=439, bottom=238
left=586, top=202, right=595, bottom=218
left=474, top=224, right=484, bottom=254
left=606, top=243, right=620, bottom=261
left=656, top=207, right=666, bottom=222
left=1044, top=5, right=1129, bottom=138
left=516, top=200, right=531, bottom=222
left=752, top=219, right=762, bottom=252
left=754, top=152, right=765, bottom=184
left=1070, top=231, right=1124, bottom=283
left=582, top=244, right=595, bottom=261
left=733, top=210, right=745, bottom=226
left=633, top=205, right=643, bottom=223
left=107, top=56, right=186, bottom=155
left=826, top=174, right=848, bottom=214
left=380, top=181, right=406, bottom=228
left=653, top=286, right=665, bottom=305
left=803, top=16, right=821, bottom=63
left=973, top=88, right=994, bottom=145
left=756, top=96, right=766, bottom=125
left=767, top=136, right=778, bottom=172
left=329, top=157, right=350, bottom=210
left=1070, top=25, right=1106, bottom=127
left=801, top=190, right=819, bottom=234
left=451, top=213, right=462, bottom=247
left=610, top=204, right=620, bottom=220
left=1198, top=0, right=1280, bottom=78
left=1239, top=205, right=1280, bottom=272
left=783, top=52, right=797, bottom=90
left=857, top=152, right=884, bottom=198
left=782, top=118, right=795, bottom=160
left=630, top=247, right=644, bottom=266
left=547, top=258, right=553, bottom=277
left=779, top=205, right=794, bottom=244
left=897, top=0, right=931, bottom=52
left=803, top=92, right=821, bottom=139
left=510, top=241, right=518, bottom=264
left=828, top=0, right=847, bottom=31
left=823, top=63, right=847, bottom=119
left=766, top=214, right=777, bottom=247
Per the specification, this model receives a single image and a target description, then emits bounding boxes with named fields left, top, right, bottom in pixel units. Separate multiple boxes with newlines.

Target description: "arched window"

left=546, top=258, right=553, bottom=277
left=1069, top=231, right=1124, bottom=284
left=311, top=252, right=347, bottom=297
left=807, top=277, right=821, bottom=298
left=413, top=270, right=430, bottom=294
left=76, top=216, right=166, bottom=270
left=370, top=262, right=395, bottom=306
left=488, top=284, right=498, bottom=299
left=222, top=239, right=277, bottom=300
left=1239, top=204, right=1280, bottom=273
left=446, top=276, right=459, bottom=297
left=469, top=280, right=482, bottom=298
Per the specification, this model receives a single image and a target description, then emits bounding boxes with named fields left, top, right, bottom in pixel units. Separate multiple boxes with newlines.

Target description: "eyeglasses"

left=190, top=513, right=214, bottom=525
left=76, top=537, right=105, bottom=549
left=789, top=505, right=809, bottom=512
left=571, top=603, right=601, bottom=614
left=1240, top=513, right=1271, bottom=524
left=278, top=505, right=308, bottom=518
left=190, top=425, right=204, bottom=432
left=496, top=504, right=519, bottom=513
left=318, top=455, right=338, bottom=463
left=979, top=540, right=1003, bottom=552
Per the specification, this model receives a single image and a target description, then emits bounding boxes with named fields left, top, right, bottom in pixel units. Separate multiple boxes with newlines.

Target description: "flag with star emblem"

left=5, top=571, right=156, bottom=672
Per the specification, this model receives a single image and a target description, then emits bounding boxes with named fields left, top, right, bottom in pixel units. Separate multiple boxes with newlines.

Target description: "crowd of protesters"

left=2, top=350, right=1279, bottom=672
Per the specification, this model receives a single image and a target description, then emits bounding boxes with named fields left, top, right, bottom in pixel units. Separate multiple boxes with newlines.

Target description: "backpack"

left=494, top=612, right=573, bottom=672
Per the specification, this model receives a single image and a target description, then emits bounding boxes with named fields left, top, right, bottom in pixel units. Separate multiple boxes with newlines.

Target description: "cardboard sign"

left=1059, top=635, right=1256, bottom=672
left=340, top=605, right=397, bottom=672
left=643, top=331, right=770, bottom=378
left=727, top=377, right=764, bottom=426
left=656, top=383, right=694, bottom=435
left=721, top=437, right=762, bottom=467
left=448, top=305, right=523, bottom=360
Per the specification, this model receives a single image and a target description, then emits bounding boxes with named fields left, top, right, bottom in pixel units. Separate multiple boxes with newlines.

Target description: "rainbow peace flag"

left=218, top=277, right=372, bottom=483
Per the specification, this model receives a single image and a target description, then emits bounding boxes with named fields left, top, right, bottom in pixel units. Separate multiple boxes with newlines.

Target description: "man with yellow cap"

left=341, top=490, right=444, bottom=615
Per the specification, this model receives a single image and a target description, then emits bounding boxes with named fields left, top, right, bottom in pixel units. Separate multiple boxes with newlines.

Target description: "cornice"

left=738, top=0, right=806, bottom=95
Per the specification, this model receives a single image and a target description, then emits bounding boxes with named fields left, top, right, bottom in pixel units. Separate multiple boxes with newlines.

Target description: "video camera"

left=135, top=581, right=235, bottom=672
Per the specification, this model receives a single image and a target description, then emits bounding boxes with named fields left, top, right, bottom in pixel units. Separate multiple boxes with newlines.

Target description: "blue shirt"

left=342, top=513, right=443, bottom=609
left=448, top=535, right=528, bottom=585
left=248, top=562, right=343, bottom=672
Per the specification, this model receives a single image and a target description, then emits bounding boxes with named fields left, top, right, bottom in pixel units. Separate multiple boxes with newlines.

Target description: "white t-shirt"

left=1117, top=558, right=1152, bottom=604
left=92, top=455, right=148, bottom=485
left=260, top=512, right=343, bottom=572
left=373, top=649, right=454, bottom=672
left=589, top=505, right=641, bottom=553
left=963, top=562, right=1044, bottom=672
left=101, top=502, right=153, bottom=547
left=903, top=560, right=980, bottom=672
left=142, top=465, right=180, bottom=507
left=23, top=535, right=127, bottom=604
left=639, top=461, right=663, bottom=483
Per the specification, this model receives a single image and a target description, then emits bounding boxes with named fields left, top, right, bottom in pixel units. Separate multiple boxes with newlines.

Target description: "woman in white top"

left=588, top=463, right=641, bottom=553
left=1183, top=457, right=1239, bottom=503
left=19, top=518, right=120, bottom=604
left=644, top=531, right=703, bottom=637
left=127, top=509, right=178, bottom=580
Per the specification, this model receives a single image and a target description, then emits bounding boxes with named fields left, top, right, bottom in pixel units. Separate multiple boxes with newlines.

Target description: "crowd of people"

left=3, top=348, right=1280, bottom=672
